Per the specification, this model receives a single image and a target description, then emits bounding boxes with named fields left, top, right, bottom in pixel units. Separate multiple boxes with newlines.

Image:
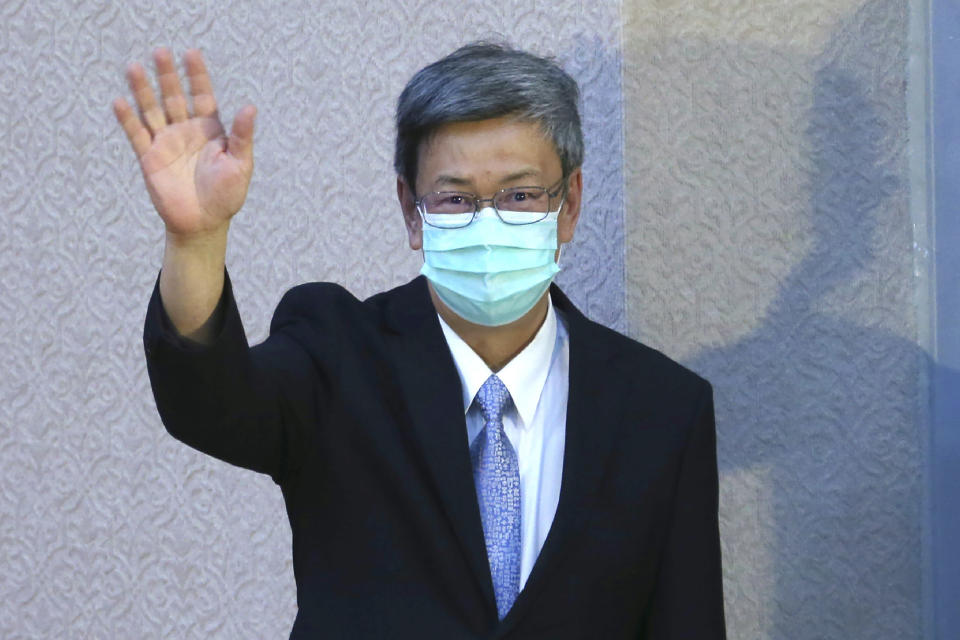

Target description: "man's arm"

left=641, top=383, right=727, bottom=638
left=116, top=49, right=315, bottom=484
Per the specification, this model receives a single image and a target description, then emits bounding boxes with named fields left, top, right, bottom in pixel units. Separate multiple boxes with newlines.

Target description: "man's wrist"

left=164, top=223, right=230, bottom=252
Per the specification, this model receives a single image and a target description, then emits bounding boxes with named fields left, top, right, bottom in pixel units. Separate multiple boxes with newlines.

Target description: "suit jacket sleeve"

left=143, top=269, right=326, bottom=486
left=642, top=382, right=726, bottom=638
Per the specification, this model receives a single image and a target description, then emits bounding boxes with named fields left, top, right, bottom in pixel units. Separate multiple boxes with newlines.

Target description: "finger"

left=154, top=47, right=189, bottom=123
left=227, top=105, right=257, bottom=164
left=112, top=97, right=152, bottom=158
left=184, top=49, right=218, bottom=117
left=126, top=61, right=167, bottom=135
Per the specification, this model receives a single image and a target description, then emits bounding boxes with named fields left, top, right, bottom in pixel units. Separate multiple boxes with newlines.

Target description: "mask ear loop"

left=554, top=187, right=569, bottom=267
left=552, top=193, right=565, bottom=269
left=417, top=204, right=426, bottom=263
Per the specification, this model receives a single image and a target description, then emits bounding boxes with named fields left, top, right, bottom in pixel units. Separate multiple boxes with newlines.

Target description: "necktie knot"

left=475, top=375, right=510, bottom=425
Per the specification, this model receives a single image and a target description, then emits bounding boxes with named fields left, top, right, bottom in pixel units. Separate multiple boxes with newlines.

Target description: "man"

left=114, top=43, right=725, bottom=638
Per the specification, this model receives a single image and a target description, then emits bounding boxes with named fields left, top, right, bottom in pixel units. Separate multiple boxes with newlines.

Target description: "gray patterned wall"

left=0, top=1, right=623, bottom=637
left=0, top=0, right=929, bottom=638
left=623, top=0, right=925, bottom=638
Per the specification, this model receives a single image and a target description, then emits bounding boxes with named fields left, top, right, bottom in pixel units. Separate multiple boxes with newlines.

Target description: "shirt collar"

left=438, top=295, right=558, bottom=429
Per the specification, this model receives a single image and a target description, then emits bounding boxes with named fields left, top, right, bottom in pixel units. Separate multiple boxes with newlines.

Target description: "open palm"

left=113, top=48, right=256, bottom=237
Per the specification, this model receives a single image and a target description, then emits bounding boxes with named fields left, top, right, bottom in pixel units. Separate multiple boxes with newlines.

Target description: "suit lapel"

left=382, top=277, right=498, bottom=616
left=497, top=284, right=630, bottom=634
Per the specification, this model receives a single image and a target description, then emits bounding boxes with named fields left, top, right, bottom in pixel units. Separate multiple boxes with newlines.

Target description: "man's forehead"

left=416, top=118, right=561, bottom=187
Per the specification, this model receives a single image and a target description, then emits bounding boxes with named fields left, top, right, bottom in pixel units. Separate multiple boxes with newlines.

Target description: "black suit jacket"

left=143, top=271, right=725, bottom=639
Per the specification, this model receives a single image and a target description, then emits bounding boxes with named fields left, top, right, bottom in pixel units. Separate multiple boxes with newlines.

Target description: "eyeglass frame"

left=414, top=176, right=568, bottom=228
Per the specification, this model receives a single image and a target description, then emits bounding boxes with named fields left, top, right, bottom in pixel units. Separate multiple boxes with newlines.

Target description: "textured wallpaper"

left=623, top=0, right=923, bottom=638
left=0, top=0, right=928, bottom=638
left=0, top=0, right=624, bottom=637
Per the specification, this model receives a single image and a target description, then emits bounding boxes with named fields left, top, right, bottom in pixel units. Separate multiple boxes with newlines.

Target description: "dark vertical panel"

left=931, top=1, right=960, bottom=637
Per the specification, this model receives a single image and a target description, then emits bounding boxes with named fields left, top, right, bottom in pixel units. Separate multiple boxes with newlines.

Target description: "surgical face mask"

left=420, top=206, right=561, bottom=326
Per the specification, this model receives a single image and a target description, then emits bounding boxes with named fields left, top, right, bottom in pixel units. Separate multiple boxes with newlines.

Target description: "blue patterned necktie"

left=471, top=374, right=521, bottom=620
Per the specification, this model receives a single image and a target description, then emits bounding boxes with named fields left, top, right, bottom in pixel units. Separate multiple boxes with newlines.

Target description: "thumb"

left=227, top=104, right=257, bottom=164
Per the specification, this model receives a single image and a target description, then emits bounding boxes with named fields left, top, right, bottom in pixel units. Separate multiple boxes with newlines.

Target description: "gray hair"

left=394, top=42, right=584, bottom=192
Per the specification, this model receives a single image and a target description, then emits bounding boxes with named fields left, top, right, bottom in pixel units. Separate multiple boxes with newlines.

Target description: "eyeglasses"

left=415, top=177, right=566, bottom=229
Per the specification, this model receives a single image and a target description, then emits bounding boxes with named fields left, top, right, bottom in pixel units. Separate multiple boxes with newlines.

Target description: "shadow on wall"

left=681, top=2, right=926, bottom=638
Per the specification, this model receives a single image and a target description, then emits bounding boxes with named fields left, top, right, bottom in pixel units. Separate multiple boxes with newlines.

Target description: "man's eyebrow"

left=432, top=169, right=543, bottom=189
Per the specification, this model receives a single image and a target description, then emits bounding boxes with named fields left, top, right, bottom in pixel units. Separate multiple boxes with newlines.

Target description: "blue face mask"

left=420, top=207, right=561, bottom=326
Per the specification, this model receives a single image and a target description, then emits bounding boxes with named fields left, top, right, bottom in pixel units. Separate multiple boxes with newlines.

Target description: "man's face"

left=398, top=117, right=582, bottom=251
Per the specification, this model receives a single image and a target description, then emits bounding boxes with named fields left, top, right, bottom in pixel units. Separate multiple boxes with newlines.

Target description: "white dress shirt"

left=437, top=294, right=569, bottom=590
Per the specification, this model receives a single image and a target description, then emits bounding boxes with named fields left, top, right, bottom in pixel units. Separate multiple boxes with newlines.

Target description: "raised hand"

left=113, top=48, right=256, bottom=238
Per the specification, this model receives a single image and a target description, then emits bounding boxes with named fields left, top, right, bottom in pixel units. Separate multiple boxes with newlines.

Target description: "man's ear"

left=557, top=167, right=583, bottom=244
left=397, top=176, right=422, bottom=250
